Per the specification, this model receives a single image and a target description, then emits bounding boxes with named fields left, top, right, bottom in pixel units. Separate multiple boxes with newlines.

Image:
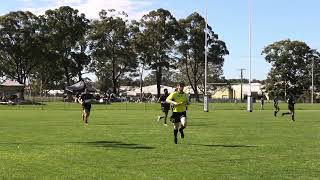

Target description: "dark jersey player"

left=282, top=95, right=295, bottom=121
left=157, top=89, right=170, bottom=126
left=79, top=89, right=94, bottom=125
left=260, top=96, right=265, bottom=110
left=273, top=96, right=280, bottom=117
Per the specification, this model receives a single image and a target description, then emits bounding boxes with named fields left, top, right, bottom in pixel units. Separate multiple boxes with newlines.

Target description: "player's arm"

left=79, top=95, right=84, bottom=104
left=166, top=93, right=178, bottom=105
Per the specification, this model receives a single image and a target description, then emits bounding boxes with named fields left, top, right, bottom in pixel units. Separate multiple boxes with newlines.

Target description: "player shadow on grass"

left=191, top=144, right=257, bottom=148
left=71, top=141, right=155, bottom=149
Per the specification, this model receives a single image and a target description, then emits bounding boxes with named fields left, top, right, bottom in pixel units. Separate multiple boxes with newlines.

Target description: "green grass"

left=0, top=102, right=319, bottom=179
left=1, top=101, right=320, bottom=111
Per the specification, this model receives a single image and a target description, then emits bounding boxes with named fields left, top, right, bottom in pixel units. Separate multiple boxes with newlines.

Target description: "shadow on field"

left=70, top=140, right=155, bottom=150
left=191, top=144, right=257, bottom=148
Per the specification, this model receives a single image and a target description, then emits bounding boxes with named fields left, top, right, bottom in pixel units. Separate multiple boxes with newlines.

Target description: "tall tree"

left=0, top=11, right=43, bottom=98
left=262, top=39, right=319, bottom=99
left=89, top=9, right=137, bottom=94
left=29, top=15, right=65, bottom=92
left=130, top=20, right=148, bottom=100
left=177, top=12, right=228, bottom=101
left=42, top=6, right=90, bottom=86
left=138, top=8, right=181, bottom=97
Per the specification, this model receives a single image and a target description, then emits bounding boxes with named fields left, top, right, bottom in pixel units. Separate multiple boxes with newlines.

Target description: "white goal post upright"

left=247, top=0, right=253, bottom=112
left=204, top=0, right=209, bottom=112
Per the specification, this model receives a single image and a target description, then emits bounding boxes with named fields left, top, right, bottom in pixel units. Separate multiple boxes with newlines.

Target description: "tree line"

left=0, top=6, right=319, bottom=101
left=0, top=6, right=228, bottom=101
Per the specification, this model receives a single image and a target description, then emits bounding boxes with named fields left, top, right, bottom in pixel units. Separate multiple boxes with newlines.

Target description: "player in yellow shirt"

left=166, top=82, right=189, bottom=144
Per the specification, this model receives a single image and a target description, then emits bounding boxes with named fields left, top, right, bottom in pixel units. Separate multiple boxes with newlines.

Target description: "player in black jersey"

left=273, top=96, right=280, bottom=117
left=79, top=89, right=94, bottom=125
left=157, top=89, right=170, bottom=126
left=282, top=95, right=295, bottom=121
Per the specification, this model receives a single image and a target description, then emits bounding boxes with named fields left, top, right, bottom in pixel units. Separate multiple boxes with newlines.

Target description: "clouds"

left=19, top=0, right=154, bottom=20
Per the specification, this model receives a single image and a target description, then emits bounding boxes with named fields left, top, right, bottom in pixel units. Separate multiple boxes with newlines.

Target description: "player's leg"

left=282, top=112, right=290, bottom=116
left=164, top=110, right=168, bottom=125
left=82, top=108, right=85, bottom=122
left=179, top=113, right=187, bottom=138
left=157, top=107, right=165, bottom=121
left=84, top=105, right=91, bottom=125
left=173, top=122, right=180, bottom=144
left=282, top=106, right=291, bottom=117
left=83, top=109, right=88, bottom=125
left=86, top=111, right=90, bottom=124
left=290, top=108, right=295, bottom=121
left=274, top=105, right=279, bottom=116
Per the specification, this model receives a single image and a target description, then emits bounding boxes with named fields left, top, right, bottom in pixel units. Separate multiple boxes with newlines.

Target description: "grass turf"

left=0, top=102, right=319, bottom=179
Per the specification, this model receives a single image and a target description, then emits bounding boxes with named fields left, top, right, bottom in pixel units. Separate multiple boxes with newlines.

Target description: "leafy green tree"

left=137, top=8, right=181, bottom=97
left=89, top=9, right=137, bottom=94
left=41, top=6, right=90, bottom=86
left=262, top=39, right=319, bottom=99
left=178, top=12, right=229, bottom=101
left=0, top=11, right=43, bottom=98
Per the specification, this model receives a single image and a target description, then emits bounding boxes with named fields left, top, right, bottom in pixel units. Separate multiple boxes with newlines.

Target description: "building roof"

left=231, top=83, right=264, bottom=95
left=127, top=85, right=175, bottom=96
left=0, top=80, right=24, bottom=87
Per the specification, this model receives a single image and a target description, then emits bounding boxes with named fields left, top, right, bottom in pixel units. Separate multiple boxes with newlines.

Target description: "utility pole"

left=237, top=68, right=246, bottom=101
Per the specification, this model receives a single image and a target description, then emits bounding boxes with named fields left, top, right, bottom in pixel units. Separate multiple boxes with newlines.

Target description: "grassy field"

left=0, top=102, right=319, bottom=179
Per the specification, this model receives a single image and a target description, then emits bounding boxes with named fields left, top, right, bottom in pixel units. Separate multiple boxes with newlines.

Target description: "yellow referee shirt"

left=166, top=91, right=188, bottom=112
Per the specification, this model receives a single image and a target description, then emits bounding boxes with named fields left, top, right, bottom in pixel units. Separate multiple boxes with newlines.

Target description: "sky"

left=1, top=0, right=320, bottom=81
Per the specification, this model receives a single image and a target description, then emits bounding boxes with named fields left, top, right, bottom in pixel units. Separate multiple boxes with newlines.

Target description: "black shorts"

left=82, top=104, right=91, bottom=112
left=170, top=112, right=187, bottom=123
left=161, top=104, right=170, bottom=113
left=288, top=104, right=294, bottom=111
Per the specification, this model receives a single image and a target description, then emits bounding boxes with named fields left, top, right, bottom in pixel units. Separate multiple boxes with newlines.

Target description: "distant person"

left=157, top=89, right=170, bottom=126
left=188, top=94, right=192, bottom=102
left=166, top=82, right=189, bottom=144
left=79, top=89, right=94, bottom=126
left=273, top=96, right=280, bottom=117
left=282, top=94, right=295, bottom=121
left=260, top=94, right=265, bottom=110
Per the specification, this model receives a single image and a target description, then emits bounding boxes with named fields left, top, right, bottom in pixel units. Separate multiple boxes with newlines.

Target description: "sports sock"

left=174, top=129, right=178, bottom=137
left=173, top=129, right=178, bottom=144
left=179, top=128, right=184, bottom=138
left=282, top=112, right=290, bottom=116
